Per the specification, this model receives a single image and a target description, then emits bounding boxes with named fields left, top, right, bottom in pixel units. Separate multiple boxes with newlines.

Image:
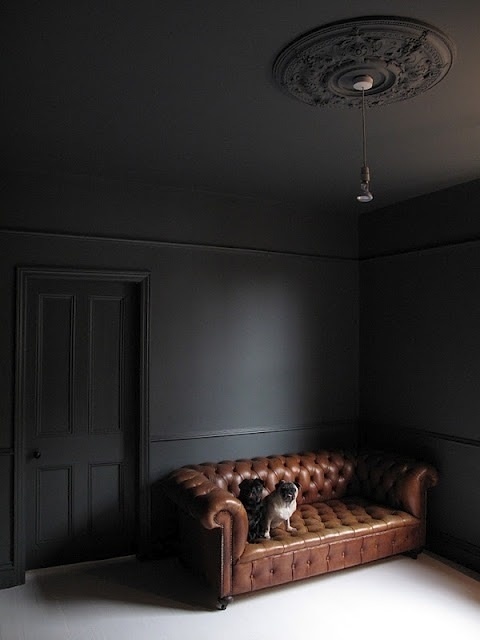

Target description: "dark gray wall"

left=0, top=173, right=359, bottom=587
left=359, top=180, right=480, bottom=573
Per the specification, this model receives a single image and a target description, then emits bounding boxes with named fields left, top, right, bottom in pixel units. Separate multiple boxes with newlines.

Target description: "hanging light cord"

left=354, top=74, right=373, bottom=202
left=361, top=88, right=367, bottom=168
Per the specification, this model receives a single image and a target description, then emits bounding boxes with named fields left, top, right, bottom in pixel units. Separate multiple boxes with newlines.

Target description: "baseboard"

left=427, top=530, right=480, bottom=574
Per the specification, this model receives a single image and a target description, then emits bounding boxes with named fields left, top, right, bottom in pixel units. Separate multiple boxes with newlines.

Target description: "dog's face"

left=275, top=480, right=300, bottom=504
left=238, top=478, right=265, bottom=510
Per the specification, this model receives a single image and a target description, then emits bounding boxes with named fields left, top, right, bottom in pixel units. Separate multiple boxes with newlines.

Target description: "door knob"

left=33, top=449, right=41, bottom=459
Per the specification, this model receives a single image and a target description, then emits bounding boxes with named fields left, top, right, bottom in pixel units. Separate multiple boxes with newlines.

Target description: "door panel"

left=89, top=296, right=123, bottom=432
left=36, top=294, right=74, bottom=436
left=24, top=276, right=139, bottom=569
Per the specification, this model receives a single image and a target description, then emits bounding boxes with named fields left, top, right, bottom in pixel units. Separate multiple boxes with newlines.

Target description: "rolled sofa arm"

left=161, top=466, right=249, bottom=561
left=354, top=450, right=439, bottom=518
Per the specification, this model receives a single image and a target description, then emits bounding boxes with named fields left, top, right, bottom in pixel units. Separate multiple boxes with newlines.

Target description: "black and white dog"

left=238, top=478, right=266, bottom=542
left=262, top=480, right=300, bottom=539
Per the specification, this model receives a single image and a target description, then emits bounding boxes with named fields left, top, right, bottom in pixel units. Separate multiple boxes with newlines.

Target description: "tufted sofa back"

left=185, top=450, right=359, bottom=505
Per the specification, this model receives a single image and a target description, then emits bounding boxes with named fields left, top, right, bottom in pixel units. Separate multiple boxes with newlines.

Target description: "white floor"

left=0, top=552, right=479, bottom=640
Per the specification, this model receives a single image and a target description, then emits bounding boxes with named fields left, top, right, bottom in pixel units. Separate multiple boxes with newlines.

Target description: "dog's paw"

left=264, top=531, right=271, bottom=539
left=286, top=525, right=296, bottom=533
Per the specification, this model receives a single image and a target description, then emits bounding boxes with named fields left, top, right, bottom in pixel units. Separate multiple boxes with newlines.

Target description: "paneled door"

left=21, top=271, right=143, bottom=570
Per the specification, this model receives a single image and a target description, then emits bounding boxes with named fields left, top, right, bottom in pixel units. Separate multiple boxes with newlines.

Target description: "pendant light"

left=272, top=16, right=455, bottom=208
left=353, top=75, right=373, bottom=203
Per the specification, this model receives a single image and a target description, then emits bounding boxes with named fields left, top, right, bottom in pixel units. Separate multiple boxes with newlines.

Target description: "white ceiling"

left=3, top=1, right=480, bottom=220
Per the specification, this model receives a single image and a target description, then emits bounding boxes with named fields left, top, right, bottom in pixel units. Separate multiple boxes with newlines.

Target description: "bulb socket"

left=360, top=165, right=371, bottom=182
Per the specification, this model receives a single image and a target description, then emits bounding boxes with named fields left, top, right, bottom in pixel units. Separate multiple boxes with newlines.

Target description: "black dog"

left=238, top=478, right=266, bottom=542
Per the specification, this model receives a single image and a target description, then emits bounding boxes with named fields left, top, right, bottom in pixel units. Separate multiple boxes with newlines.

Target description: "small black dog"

left=238, top=478, right=266, bottom=542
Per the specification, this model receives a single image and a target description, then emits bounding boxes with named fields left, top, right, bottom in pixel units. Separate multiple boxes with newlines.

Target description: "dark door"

left=23, top=274, right=139, bottom=569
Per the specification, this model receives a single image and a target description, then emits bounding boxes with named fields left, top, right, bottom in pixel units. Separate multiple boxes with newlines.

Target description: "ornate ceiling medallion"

left=272, top=16, right=455, bottom=108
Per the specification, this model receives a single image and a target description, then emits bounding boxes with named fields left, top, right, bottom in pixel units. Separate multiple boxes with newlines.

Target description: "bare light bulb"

left=357, top=181, right=373, bottom=203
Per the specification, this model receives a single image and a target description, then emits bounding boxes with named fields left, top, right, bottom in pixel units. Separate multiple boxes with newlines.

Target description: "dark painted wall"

left=359, top=178, right=480, bottom=573
left=0, top=173, right=359, bottom=587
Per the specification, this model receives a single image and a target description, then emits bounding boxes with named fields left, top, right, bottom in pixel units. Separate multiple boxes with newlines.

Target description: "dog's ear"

left=294, top=481, right=301, bottom=489
left=275, top=480, right=285, bottom=489
left=254, top=478, right=265, bottom=488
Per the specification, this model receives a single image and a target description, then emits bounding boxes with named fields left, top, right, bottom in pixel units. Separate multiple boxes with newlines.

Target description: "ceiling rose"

left=272, top=16, right=455, bottom=108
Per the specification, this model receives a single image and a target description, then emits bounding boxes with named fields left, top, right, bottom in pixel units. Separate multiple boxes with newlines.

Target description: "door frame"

left=14, top=267, right=150, bottom=584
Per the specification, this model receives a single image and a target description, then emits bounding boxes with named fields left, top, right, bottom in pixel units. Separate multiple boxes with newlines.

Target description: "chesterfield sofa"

left=160, top=448, right=438, bottom=609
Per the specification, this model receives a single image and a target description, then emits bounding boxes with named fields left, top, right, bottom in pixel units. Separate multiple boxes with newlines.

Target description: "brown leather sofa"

left=161, top=449, right=439, bottom=609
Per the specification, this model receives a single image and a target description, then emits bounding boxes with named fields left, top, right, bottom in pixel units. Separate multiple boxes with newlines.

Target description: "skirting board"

left=427, top=530, right=480, bottom=574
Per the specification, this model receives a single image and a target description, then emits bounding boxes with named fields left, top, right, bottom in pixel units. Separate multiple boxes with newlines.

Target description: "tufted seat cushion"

left=239, top=497, right=418, bottom=562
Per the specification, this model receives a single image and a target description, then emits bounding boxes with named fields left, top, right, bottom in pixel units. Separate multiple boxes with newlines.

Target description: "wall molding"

left=4, top=225, right=480, bottom=264
left=361, top=422, right=480, bottom=448
left=0, top=566, right=15, bottom=590
left=431, top=530, right=480, bottom=558
left=428, top=529, right=480, bottom=573
left=0, top=227, right=357, bottom=263
left=150, top=420, right=357, bottom=443
left=360, top=233, right=480, bottom=262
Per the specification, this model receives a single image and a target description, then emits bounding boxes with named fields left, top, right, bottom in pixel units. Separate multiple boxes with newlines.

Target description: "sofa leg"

left=403, top=548, right=423, bottom=559
left=216, top=596, right=233, bottom=610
